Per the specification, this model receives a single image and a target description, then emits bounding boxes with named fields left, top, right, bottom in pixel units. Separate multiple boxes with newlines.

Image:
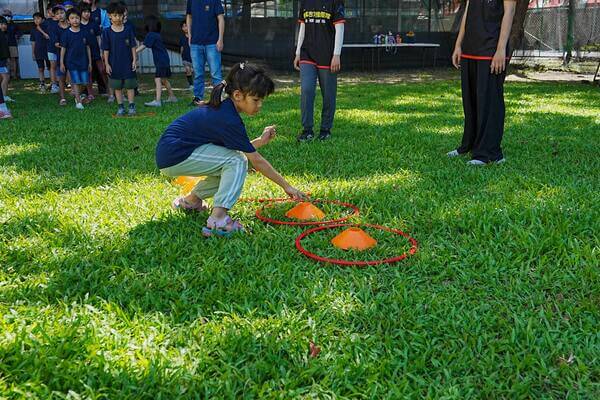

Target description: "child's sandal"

left=202, top=216, right=244, bottom=238
left=172, top=196, right=208, bottom=213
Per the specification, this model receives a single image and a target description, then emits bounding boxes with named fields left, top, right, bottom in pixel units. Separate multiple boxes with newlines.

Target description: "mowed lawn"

left=0, top=74, right=598, bottom=398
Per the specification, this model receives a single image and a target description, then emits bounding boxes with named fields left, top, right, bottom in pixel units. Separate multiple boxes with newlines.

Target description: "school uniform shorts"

left=36, top=59, right=51, bottom=69
left=9, top=46, right=18, bottom=58
left=155, top=66, right=172, bottom=78
left=70, top=70, right=89, bottom=85
left=47, top=52, right=58, bottom=62
left=0, top=66, right=8, bottom=74
left=109, top=77, right=138, bottom=90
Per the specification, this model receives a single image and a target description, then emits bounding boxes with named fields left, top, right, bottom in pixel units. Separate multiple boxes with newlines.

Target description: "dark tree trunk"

left=564, top=0, right=575, bottom=64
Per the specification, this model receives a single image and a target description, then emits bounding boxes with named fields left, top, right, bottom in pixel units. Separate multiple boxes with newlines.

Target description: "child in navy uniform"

left=54, top=6, right=70, bottom=106
left=294, top=0, right=345, bottom=142
left=2, top=10, right=20, bottom=79
left=156, top=63, right=307, bottom=237
left=179, top=21, right=194, bottom=90
left=136, top=15, right=177, bottom=107
left=80, top=4, right=104, bottom=101
left=101, top=2, right=137, bottom=116
left=448, top=0, right=516, bottom=165
left=0, top=17, right=12, bottom=102
left=38, top=6, right=59, bottom=93
left=30, top=12, right=50, bottom=92
left=60, top=9, right=92, bottom=109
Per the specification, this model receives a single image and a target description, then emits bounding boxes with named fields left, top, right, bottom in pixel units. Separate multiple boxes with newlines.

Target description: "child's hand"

left=452, top=46, right=462, bottom=69
left=490, top=49, right=506, bottom=74
left=105, top=63, right=112, bottom=75
left=330, top=55, right=341, bottom=73
left=293, top=55, right=300, bottom=71
left=284, top=186, right=308, bottom=201
left=60, top=64, right=65, bottom=73
left=132, top=61, right=137, bottom=72
left=88, top=63, right=92, bottom=72
left=260, top=125, right=277, bottom=145
left=43, top=33, right=49, bottom=40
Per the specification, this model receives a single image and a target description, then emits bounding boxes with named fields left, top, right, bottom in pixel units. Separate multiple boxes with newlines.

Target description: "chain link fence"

left=517, top=6, right=600, bottom=57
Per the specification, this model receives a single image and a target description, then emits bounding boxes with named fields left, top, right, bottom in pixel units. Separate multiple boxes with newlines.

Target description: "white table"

left=343, top=43, right=441, bottom=71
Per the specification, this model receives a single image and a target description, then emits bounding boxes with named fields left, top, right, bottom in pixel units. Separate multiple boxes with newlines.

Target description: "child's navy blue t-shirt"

left=30, top=28, right=49, bottom=60
left=155, top=98, right=256, bottom=169
left=185, top=0, right=224, bottom=45
left=6, top=24, right=18, bottom=46
left=81, top=21, right=101, bottom=61
left=143, top=32, right=170, bottom=68
left=179, top=34, right=191, bottom=62
left=45, top=20, right=59, bottom=54
left=60, top=28, right=91, bottom=71
left=101, top=25, right=137, bottom=79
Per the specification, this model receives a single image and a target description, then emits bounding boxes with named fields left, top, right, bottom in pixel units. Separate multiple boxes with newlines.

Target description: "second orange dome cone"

left=285, top=202, right=326, bottom=221
left=331, top=227, right=377, bottom=251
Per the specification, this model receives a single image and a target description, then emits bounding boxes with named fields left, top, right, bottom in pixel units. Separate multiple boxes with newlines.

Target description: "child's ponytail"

left=208, top=62, right=275, bottom=109
left=208, top=80, right=228, bottom=108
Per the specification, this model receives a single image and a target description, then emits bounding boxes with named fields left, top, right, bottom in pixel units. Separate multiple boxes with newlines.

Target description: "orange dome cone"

left=331, top=227, right=377, bottom=251
left=285, top=202, right=326, bottom=221
left=173, top=176, right=204, bottom=195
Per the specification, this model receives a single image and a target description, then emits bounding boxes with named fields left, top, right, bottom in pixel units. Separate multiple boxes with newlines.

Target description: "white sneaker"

left=447, top=149, right=460, bottom=157
left=50, top=84, right=59, bottom=94
left=75, top=102, right=84, bottom=110
left=4, top=96, right=15, bottom=102
left=165, top=96, right=178, bottom=103
left=495, top=158, right=506, bottom=164
left=144, top=100, right=162, bottom=107
left=107, top=95, right=115, bottom=103
left=466, top=159, right=487, bottom=166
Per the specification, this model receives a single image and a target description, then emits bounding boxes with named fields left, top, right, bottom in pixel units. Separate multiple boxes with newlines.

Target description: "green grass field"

left=0, top=74, right=599, bottom=398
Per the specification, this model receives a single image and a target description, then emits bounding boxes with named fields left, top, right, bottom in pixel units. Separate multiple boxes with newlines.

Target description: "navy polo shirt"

left=185, top=0, right=224, bottom=45
left=101, top=25, right=137, bottom=79
left=155, top=98, right=256, bottom=169
left=60, top=28, right=92, bottom=71
left=45, top=20, right=59, bottom=54
left=179, top=34, right=191, bottom=62
left=30, top=28, right=49, bottom=60
left=143, top=32, right=170, bottom=68
left=90, top=8, right=102, bottom=29
left=81, top=21, right=101, bottom=61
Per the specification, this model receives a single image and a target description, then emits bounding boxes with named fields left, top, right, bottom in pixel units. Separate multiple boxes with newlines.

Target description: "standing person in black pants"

left=447, top=0, right=516, bottom=165
left=294, top=0, right=345, bottom=142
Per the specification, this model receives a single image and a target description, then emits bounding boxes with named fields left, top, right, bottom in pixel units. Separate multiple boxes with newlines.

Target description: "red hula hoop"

left=255, top=199, right=360, bottom=226
left=295, top=223, right=418, bottom=266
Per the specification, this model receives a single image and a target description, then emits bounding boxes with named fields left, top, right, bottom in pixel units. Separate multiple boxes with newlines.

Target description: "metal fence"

left=518, top=6, right=600, bottom=56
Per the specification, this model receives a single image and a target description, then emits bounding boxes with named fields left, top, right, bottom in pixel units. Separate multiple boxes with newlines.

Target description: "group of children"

left=0, top=1, right=195, bottom=117
left=0, top=0, right=515, bottom=237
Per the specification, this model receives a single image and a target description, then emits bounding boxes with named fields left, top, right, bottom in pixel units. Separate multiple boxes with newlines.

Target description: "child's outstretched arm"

left=245, top=151, right=306, bottom=200
left=135, top=44, right=146, bottom=53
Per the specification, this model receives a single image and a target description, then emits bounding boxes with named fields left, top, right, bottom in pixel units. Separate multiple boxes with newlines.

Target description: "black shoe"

left=297, top=129, right=314, bottom=142
left=318, top=129, right=331, bottom=140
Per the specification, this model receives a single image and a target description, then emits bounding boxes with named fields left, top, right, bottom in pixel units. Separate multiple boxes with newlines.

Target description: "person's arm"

left=131, top=46, right=137, bottom=71
left=452, top=2, right=469, bottom=69
left=216, top=14, right=224, bottom=51
left=293, top=22, right=305, bottom=71
left=103, top=50, right=111, bottom=74
left=87, top=45, right=92, bottom=72
left=136, top=44, right=146, bottom=53
left=491, top=0, right=516, bottom=74
left=331, top=23, right=344, bottom=73
left=186, top=0, right=193, bottom=45
left=60, top=46, right=66, bottom=72
left=245, top=151, right=306, bottom=200
left=251, top=125, right=276, bottom=149
left=37, top=24, right=50, bottom=39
